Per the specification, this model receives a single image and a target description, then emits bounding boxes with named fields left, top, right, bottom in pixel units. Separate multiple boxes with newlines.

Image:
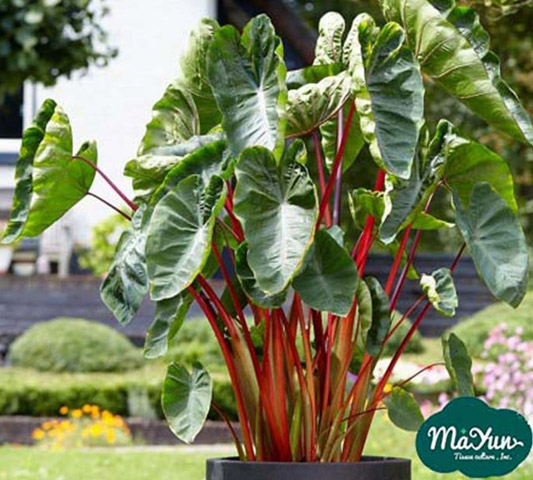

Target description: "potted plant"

left=2, top=1, right=530, bottom=477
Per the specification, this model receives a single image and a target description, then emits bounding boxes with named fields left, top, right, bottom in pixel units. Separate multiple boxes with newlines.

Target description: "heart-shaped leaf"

left=6, top=105, right=97, bottom=240
left=421, top=267, right=458, bottom=317
left=381, top=0, right=533, bottom=145
left=442, top=333, right=475, bottom=397
left=207, top=15, right=287, bottom=159
left=293, top=229, right=358, bottom=316
left=235, top=242, right=288, bottom=308
left=454, top=183, right=527, bottom=308
left=347, top=16, right=425, bottom=179
left=162, top=362, right=212, bottom=444
left=100, top=205, right=150, bottom=325
left=384, top=387, right=424, bottom=431
left=314, top=12, right=345, bottom=66
left=286, top=72, right=352, bottom=138
left=146, top=175, right=226, bottom=301
left=234, top=146, right=317, bottom=294
left=365, top=276, right=392, bottom=356
left=2, top=99, right=57, bottom=243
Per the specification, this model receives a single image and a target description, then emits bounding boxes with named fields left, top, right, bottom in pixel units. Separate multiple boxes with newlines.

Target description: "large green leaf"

left=11, top=106, right=97, bottom=239
left=234, top=146, right=317, bottom=294
left=100, top=205, right=150, bottom=326
left=286, top=72, right=352, bottom=138
left=137, top=82, right=199, bottom=156
left=454, top=183, right=527, bottom=308
left=380, top=0, right=533, bottom=145
left=207, top=15, right=287, bottom=159
left=124, top=133, right=224, bottom=202
left=146, top=175, right=226, bottom=301
left=381, top=119, right=515, bottom=243
left=314, top=12, right=345, bottom=66
left=434, top=120, right=517, bottom=212
left=293, top=229, right=358, bottom=316
left=384, top=387, right=424, bottom=431
left=347, top=15, right=425, bottom=179
left=420, top=268, right=458, bottom=317
left=2, top=99, right=56, bottom=243
left=442, top=333, right=474, bottom=397
left=144, top=292, right=194, bottom=359
left=235, top=242, right=288, bottom=308
left=162, top=362, right=212, bottom=444
left=365, top=276, right=392, bottom=356
left=149, top=140, right=234, bottom=205
left=179, top=18, right=222, bottom=133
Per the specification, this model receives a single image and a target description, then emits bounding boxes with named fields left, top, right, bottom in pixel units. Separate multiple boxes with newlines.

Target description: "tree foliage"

left=0, top=0, right=116, bottom=100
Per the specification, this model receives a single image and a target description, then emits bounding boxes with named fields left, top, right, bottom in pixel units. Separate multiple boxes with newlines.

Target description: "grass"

left=1, top=415, right=531, bottom=479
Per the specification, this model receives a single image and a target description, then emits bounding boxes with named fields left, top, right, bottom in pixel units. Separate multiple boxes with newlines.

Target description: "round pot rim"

left=207, top=456, right=410, bottom=467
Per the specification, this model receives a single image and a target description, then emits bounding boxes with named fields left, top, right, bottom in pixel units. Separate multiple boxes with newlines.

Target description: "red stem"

left=384, top=224, right=413, bottom=296
left=332, top=109, right=344, bottom=226
left=72, top=155, right=138, bottom=212
left=312, top=131, right=332, bottom=226
left=187, top=286, right=255, bottom=460
left=87, top=192, right=132, bottom=220
left=316, top=102, right=356, bottom=227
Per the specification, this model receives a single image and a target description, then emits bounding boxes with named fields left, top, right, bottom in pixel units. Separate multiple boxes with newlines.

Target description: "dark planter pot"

left=207, top=456, right=411, bottom=480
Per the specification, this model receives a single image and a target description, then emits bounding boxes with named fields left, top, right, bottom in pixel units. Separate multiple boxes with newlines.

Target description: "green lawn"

left=1, top=414, right=531, bottom=479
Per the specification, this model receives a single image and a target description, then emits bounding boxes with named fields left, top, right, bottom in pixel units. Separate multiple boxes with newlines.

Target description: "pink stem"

left=73, top=155, right=138, bottom=212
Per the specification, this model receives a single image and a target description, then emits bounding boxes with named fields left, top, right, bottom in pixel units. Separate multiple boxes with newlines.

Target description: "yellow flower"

left=32, top=429, right=45, bottom=440
left=90, top=424, right=103, bottom=437
left=106, top=430, right=116, bottom=444
left=82, top=404, right=93, bottom=414
left=59, top=406, right=69, bottom=415
left=383, top=383, right=393, bottom=394
left=71, top=409, right=83, bottom=419
left=42, top=421, right=54, bottom=430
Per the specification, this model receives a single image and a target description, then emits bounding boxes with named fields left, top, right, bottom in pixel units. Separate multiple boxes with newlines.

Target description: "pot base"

left=207, top=456, right=411, bottom=480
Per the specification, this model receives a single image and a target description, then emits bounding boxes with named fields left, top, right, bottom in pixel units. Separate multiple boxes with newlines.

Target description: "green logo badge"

left=416, top=397, right=532, bottom=478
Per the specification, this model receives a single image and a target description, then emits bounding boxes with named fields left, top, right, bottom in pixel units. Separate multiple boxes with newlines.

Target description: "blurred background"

left=0, top=1, right=532, bottom=478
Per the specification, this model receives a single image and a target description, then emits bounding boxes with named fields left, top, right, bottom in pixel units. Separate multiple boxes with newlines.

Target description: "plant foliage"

left=2, top=4, right=530, bottom=462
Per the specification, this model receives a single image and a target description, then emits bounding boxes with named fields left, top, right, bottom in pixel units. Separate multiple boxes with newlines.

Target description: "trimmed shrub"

left=450, top=292, right=533, bottom=359
left=8, top=318, right=143, bottom=373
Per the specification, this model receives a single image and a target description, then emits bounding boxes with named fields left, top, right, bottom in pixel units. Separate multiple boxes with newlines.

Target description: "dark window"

left=0, top=88, right=24, bottom=139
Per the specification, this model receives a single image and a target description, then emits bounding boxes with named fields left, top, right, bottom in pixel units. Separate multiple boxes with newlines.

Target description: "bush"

left=450, top=292, right=533, bottom=359
left=8, top=318, right=143, bottom=373
left=0, top=365, right=236, bottom=421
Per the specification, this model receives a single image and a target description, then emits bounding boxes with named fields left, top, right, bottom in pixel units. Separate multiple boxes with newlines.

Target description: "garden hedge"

left=0, top=366, right=237, bottom=421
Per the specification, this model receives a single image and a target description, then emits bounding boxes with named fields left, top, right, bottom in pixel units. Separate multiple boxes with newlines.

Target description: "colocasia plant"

left=3, top=0, right=530, bottom=463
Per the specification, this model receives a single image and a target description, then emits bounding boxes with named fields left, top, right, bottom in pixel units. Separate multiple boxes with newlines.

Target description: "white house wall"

left=37, top=0, right=217, bottom=245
